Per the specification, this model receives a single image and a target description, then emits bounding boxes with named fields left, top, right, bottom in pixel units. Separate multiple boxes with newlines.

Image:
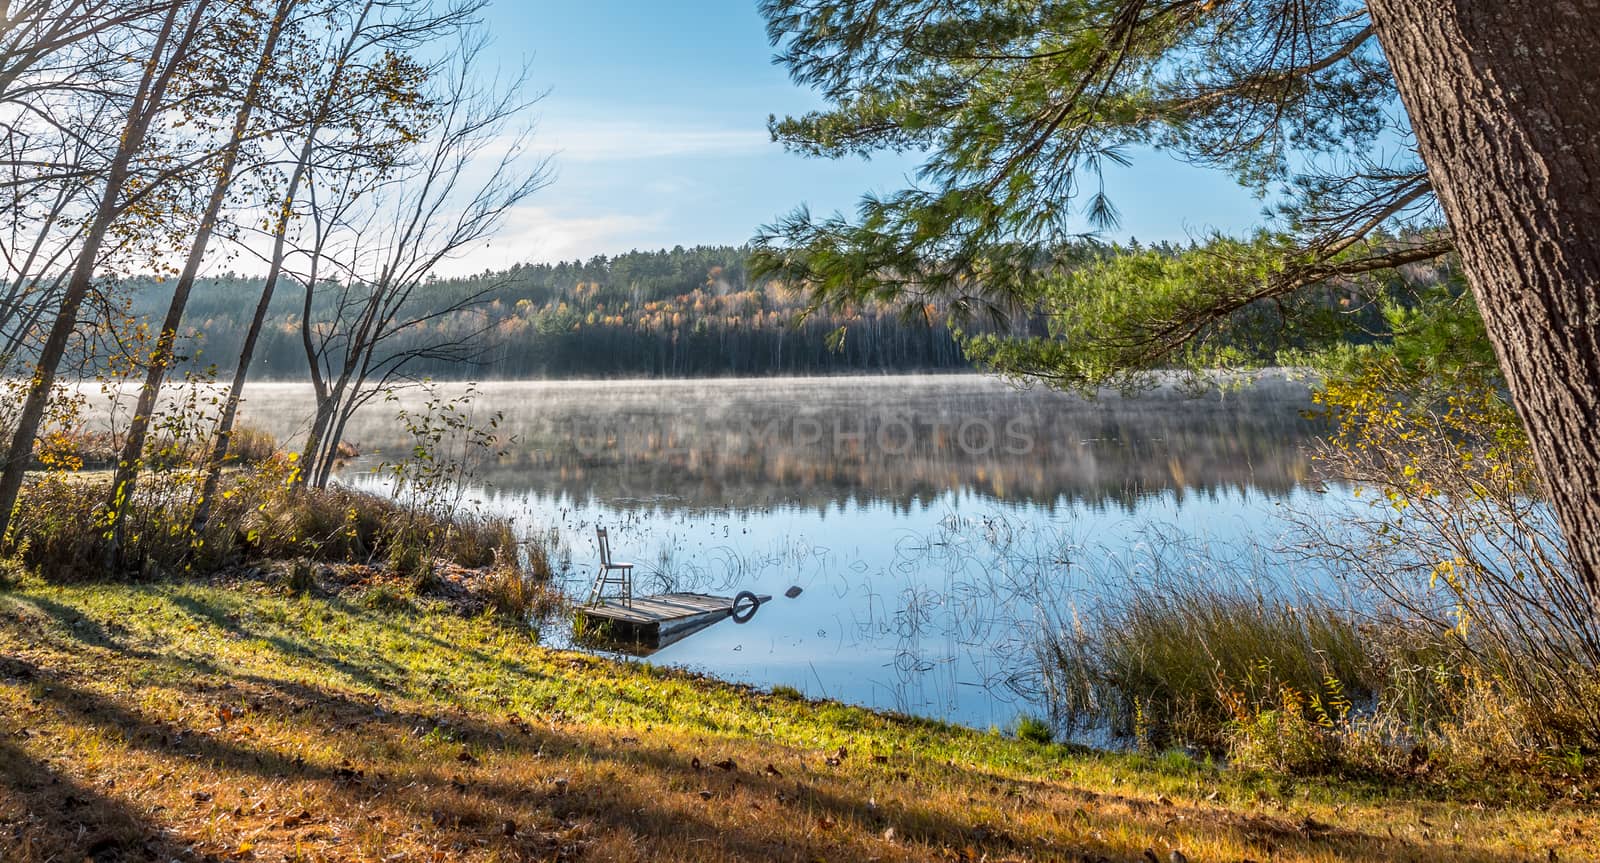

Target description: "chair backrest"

left=596, top=527, right=612, bottom=565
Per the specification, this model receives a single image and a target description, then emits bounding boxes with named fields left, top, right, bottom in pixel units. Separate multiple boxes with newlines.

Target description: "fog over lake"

left=198, top=372, right=1346, bottom=729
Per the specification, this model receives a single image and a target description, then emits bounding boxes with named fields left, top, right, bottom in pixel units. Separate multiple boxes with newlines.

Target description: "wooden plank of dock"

left=574, top=592, right=770, bottom=646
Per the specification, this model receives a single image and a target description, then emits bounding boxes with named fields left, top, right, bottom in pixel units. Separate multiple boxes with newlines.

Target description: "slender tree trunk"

left=195, top=0, right=378, bottom=524
left=310, top=350, right=377, bottom=489
left=295, top=274, right=348, bottom=489
left=105, top=0, right=292, bottom=562
left=291, top=280, right=340, bottom=489
left=0, top=2, right=197, bottom=543
left=319, top=401, right=358, bottom=487
left=1368, top=1, right=1600, bottom=594
left=299, top=398, right=336, bottom=485
left=300, top=351, right=354, bottom=490
left=190, top=150, right=310, bottom=531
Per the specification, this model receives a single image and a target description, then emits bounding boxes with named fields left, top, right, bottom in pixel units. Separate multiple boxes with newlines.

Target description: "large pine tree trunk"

left=1367, top=1, right=1600, bottom=593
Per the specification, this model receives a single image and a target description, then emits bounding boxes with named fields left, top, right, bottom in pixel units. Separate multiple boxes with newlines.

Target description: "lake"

left=229, top=372, right=1345, bottom=732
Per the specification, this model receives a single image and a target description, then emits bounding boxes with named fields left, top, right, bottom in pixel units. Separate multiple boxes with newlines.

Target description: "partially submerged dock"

left=575, top=592, right=769, bottom=649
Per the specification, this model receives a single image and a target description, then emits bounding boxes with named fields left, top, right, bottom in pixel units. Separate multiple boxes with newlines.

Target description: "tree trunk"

left=1366, top=2, right=1600, bottom=594
left=103, top=0, right=293, bottom=566
left=191, top=144, right=313, bottom=532
left=0, top=1, right=200, bottom=543
left=299, top=400, right=334, bottom=486
left=194, top=0, right=380, bottom=525
left=318, top=401, right=359, bottom=488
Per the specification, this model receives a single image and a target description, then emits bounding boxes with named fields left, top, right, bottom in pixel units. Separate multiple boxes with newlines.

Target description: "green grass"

left=1, top=575, right=1593, bottom=862
left=1015, top=715, right=1055, bottom=746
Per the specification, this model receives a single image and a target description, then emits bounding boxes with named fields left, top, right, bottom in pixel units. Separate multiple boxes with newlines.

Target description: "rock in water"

left=784, top=585, right=803, bottom=598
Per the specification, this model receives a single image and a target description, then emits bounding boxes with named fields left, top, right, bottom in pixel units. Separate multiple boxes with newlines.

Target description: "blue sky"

left=463, top=0, right=1270, bottom=272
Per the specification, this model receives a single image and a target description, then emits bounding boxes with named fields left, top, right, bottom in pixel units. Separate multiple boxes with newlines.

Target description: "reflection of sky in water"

left=219, top=374, right=1352, bottom=731
left=476, top=486, right=1338, bottom=731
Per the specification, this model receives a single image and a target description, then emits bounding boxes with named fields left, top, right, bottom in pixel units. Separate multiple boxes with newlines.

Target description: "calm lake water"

left=228, top=373, right=1345, bottom=731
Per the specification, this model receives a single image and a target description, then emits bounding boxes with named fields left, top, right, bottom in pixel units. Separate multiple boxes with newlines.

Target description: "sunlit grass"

left=0, top=576, right=1591, bottom=862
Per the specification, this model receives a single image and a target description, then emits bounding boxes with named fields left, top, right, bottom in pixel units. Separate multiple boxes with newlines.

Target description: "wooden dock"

left=574, top=592, right=769, bottom=648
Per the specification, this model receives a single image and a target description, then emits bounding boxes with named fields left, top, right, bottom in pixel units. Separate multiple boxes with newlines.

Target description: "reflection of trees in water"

left=331, top=374, right=1325, bottom=512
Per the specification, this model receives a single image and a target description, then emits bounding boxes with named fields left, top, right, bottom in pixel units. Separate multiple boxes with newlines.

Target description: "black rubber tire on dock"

left=731, top=590, right=761, bottom=623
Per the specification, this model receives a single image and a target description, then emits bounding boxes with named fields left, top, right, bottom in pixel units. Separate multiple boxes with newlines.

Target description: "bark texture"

left=1368, top=1, right=1600, bottom=593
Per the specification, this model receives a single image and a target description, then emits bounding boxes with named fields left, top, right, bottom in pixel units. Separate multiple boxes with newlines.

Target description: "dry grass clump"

left=23, top=424, right=281, bottom=473
left=245, top=483, right=390, bottom=562
left=484, top=559, right=567, bottom=621
left=244, top=484, right=528, bottom=581
left=31, top=427, right=121, bottom=469
left=6, top=453, right=304, bottom=579
left=1293, top=360, right=1600, bottom=774
left=1045, top=560, right=1600, bottom=782
left=477, top=528, right=568, bottom=621
left=5, top=478, right=108, bottom=580
left=221, top=422, right=279, bottom=464
left=247, top=486, right=566, bottom=611
left=7, top=460, right=562, bottom=619
left=1045, top=571, right=1374, bottom=754
left=1040, top=362, right=1600, bottom=781
left=439, top=512, right=518, bottom=569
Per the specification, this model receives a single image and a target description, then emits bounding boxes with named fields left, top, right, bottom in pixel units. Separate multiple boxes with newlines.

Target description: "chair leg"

left=589, top=567, right=637, bottom=607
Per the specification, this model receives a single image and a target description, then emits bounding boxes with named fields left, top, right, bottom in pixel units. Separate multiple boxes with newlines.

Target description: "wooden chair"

left=586, top=527, right=634, bottom=606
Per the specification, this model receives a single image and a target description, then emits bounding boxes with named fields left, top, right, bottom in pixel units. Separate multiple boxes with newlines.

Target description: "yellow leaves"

left=1429, top=558, right=1473, bottom=637
left=1429, top=558, right=1454, bottom=589
left=34, top=430, right=85, bottom=474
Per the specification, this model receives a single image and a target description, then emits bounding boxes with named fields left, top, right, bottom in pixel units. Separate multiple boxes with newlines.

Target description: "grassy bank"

left=2, top=575, right=1594, bottom=862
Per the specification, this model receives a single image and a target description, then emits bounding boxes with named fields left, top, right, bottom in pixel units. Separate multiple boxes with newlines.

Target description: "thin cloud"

left=430, top=205, right=668, bottom=275
left=540, top=118, right=770, bottom=162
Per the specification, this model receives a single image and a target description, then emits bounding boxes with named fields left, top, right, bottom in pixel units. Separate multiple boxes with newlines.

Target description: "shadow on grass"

left=0, top=658, right=225, bottom=862
left=0, top=587, right=1544, bottom=863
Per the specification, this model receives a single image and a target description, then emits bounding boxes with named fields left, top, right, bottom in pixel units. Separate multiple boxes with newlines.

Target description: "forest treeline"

left=125, top=245, right=977, bottom=379
left=128, top=237, right=1441, bottom=381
